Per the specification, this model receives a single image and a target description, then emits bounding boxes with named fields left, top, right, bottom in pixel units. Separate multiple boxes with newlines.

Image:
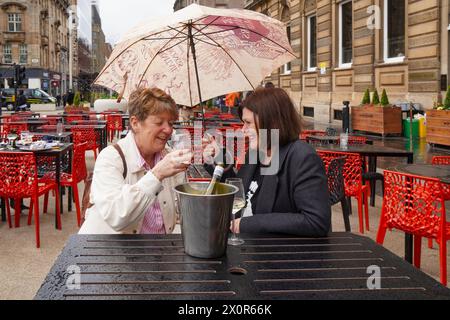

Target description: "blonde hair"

left=128, top=87, right=178, bottom=122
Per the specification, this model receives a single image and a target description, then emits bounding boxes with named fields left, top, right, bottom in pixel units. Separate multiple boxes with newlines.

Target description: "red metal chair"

left=0, top=152, right=61, bottom=248
left=347, top=136, right=367, bottom=145
left=42, top=142, right=88, bottom=227
left=66, top=115, right=84, bottom=123
left=299, top=130, right=326, bottom=141
left=376, top=170, right=449, bottom=285
left=106, top=114, right=123, bottom=142
left=3, top=123, right=28, bottom=136
left=72, top=127, right=99, bottom=160
left=431, top=156, right=450, bottom=201
left=318, top=150, right=370, bottom=233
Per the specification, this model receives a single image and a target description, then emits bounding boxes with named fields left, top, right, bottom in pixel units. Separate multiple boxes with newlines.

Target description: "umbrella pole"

left=188, top=23, right=205, bottom=128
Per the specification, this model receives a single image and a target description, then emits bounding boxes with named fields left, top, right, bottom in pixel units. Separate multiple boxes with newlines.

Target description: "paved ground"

left=0, top=119, right=449, bottom=299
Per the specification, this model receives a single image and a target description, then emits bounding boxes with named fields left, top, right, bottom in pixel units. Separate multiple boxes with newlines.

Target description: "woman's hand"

left=152, top=149, right=192, bottom=181
left=202, top=135, right=221, bottom=165
left=230, top=218, right=241, bottom=234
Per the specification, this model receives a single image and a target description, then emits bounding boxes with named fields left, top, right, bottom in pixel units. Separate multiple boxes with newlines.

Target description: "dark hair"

left=264, top=82, right=275, bottom=89
left=241, top=88, right=302, bottom=148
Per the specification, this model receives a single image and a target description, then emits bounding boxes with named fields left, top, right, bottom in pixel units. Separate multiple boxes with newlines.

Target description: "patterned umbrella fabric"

left=94, top=4, right=296, bottom=107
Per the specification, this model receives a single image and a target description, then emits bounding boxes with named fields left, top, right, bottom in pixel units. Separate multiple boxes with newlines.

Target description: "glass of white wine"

left=226, top=178, right=245, bottom=246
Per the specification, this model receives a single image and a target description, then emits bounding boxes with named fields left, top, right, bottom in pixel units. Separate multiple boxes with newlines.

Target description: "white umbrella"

left=94, top=4, right=296, bottom=112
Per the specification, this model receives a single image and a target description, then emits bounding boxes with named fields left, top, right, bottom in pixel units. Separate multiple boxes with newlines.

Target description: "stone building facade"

left=0, top=0, right=72, bottom=96
left=246, top=0, right=449, bottom=124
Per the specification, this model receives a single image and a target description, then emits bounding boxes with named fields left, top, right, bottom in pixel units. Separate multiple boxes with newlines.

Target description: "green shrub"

left=380, top=89, right=389, bottom=106
left=361, top=88, right=371, bottom=105
left=372, top=89, right=380, bottom=105
left=73, top=92, right=81, bottom=107
left=444, top=86, right=450, bottom=109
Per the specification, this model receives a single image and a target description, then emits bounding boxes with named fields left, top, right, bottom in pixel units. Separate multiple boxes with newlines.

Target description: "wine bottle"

left=204, top=163, right=225, bottom=195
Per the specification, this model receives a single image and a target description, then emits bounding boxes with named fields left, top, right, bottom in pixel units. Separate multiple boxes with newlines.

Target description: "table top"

left=317, top=144, right=413, bottom=157
left=0, top=143, right=73, bottom=154
left=34, top=233, right=450, bottom=300
left=387, top=164, right=450, bottom=184
left=29, top=131, right=73, bottom=139
left=37, top=124, right=106, bottom=131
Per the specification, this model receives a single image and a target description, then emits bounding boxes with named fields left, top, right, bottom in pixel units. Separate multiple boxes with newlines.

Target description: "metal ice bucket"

left=174, top=182, right=238, bottom=258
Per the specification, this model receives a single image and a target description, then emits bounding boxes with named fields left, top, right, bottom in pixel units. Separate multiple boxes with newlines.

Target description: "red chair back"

left=317, top=150, right=363, bottom=196
left=347, top=136, right=367, bottom=145
left=73, top=142, right=88, bottom=183
left=4, top=123, right=28, bottom=135
left=381, top=170, right=444, bottom=238
left=0, top=152, right=38, bottom=199
left=106, top=114, right=123, bottom=130
left=72, top=127, right=98, bottom=151
left=432, top=156, right=450, bottom=165
left=67, top=115, right=84, bottom=123
left=299, top=130, right=326, bottom=140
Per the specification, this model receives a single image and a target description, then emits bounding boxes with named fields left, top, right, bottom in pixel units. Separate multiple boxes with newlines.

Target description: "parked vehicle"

left=0, top=88, right=57, bottom=111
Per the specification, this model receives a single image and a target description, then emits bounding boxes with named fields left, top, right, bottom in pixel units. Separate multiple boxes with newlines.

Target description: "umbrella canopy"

left=94, top=4, right=296, bottom=107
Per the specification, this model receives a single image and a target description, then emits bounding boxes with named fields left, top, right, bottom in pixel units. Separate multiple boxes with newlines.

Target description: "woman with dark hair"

left=207, top=88, right=331, bottom=236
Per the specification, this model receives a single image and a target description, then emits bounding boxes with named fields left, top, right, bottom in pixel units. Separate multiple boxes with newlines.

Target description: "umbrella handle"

left=117, top=73, right=129, bottom=103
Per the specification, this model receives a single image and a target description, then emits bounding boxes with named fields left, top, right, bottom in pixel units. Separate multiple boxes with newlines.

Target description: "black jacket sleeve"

left=239, top=143, right=331, bottom=237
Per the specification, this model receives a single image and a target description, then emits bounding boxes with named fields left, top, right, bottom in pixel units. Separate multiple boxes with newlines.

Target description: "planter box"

left=351, top=105, right=402, bottom=136
left=426, top=109, right=450, bottom=147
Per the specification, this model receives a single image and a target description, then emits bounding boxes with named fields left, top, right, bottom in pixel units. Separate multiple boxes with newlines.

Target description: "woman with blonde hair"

left=79, top=87, right=191, bottom=234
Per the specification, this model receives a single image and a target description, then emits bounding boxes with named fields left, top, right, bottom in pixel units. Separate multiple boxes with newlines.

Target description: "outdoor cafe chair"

left=376, top=170, right=449, bottom=286
left=106, top=114, right=123, bottom=142
left=0, top=152, right=61, bottom=248
left=431, top=156, right=450, bottom=201
left=3, top=123, right=28, bottom=136
left=42, top=142, right=88, bottom=227
left=299, top=130, right=326, bottom=141
left=324, top=156, right=351, bottom=232
left=71, top=127, right=99, bottom=160
left=66, top=115, right=84, bottom=123
left=318, top=150, right=370, bottom=234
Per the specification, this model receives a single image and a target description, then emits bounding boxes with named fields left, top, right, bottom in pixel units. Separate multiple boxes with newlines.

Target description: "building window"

left=19, top=44, right=27, bottom=64
left=303, top=106, right=315, bottom=118
left=384, top=0, right=405, bottom=63
left=334, top=109, right=343, bottom=120
left=307, top=15, right=317, bottom=71
left=339, top=1, right=353, bottom=68
left=282, top=24, right=292, bottom=74
left=3, top=44, right=12, bottom=64
left=8, top=13, right=22, bottom=32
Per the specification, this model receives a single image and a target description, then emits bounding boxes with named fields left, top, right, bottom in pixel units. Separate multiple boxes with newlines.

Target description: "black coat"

left=220, top=140, right=331, bottom=237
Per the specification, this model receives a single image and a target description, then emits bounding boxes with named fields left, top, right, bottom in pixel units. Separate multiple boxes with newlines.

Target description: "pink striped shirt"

left=132, top=140, right=166, bottom=234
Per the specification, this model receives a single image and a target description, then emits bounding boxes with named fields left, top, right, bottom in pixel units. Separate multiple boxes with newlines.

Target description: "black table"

left=34, top=233, right=450, bottom=300
left=0, top=143, right=73, bottom=227
left=388, top=164, right=450, bottom=185
left=28, top=132, right=73, bottom=144
left=37, top=124, right=107, bottom=151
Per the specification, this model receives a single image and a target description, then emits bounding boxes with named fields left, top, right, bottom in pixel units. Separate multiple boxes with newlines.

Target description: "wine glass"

left=7, top=133, right=18, bottom=150
left=225, top=178, right=245, bottom=246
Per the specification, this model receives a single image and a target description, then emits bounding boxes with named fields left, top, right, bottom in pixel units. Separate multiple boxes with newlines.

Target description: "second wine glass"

left=225, top=178, right=245, bottom=246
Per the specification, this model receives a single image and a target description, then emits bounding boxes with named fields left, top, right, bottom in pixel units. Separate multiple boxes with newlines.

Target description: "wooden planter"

left=351, top=105, right=402, bottom=136
left=426, top=109, right=450, bottom=147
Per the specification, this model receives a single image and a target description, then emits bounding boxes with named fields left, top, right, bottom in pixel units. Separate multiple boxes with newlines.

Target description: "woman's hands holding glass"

left=152, top=149, right=192, bottom=181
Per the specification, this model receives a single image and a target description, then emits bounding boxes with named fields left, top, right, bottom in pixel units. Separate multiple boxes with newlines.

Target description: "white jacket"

left=79, top=132, right=185, bottom=234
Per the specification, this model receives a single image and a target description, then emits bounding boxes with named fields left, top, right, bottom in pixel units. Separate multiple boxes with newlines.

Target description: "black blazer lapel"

left=255, top=174, right=278, bottom=213
left=237, top=164, right=258, bottom=192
